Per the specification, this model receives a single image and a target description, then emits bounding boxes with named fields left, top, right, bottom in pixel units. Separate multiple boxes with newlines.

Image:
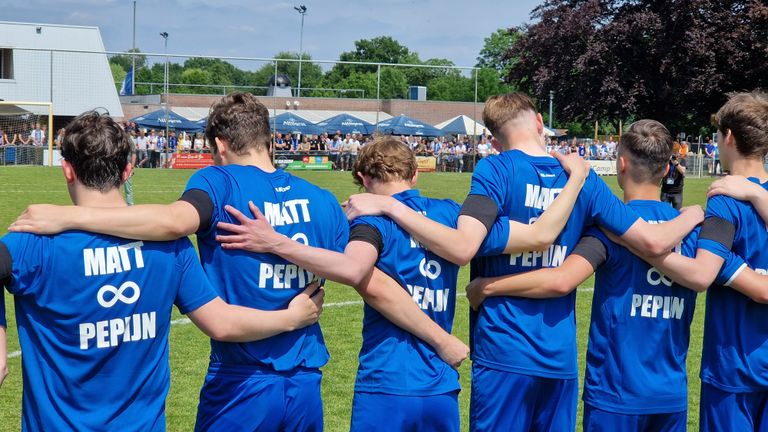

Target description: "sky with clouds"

left=5, top=0, right=542, bottom=68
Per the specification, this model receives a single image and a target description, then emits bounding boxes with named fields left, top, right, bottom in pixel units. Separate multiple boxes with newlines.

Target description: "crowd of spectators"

left=0, top=123, right=48, bottom=147
left=118, top=121, right=209, bottom=169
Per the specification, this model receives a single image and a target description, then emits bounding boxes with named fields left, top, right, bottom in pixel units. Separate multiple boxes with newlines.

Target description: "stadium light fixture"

left=293, top=5, right=307, bottom=98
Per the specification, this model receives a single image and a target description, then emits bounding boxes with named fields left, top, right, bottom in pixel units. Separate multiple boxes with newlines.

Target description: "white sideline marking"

left=5, top=289, right=595, bottom=360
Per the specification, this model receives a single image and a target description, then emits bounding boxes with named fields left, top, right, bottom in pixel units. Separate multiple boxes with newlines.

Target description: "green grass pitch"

left=0, top=166, right=718, bottom=431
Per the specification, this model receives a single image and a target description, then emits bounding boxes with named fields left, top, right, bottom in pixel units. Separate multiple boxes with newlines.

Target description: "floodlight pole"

left=160, top=32, right=169, bottom=167
left=132, top=0, right=136, bottom=95
left=548, top=90, right=554, bottom=129
left=294, top=5, right=307, bottom=97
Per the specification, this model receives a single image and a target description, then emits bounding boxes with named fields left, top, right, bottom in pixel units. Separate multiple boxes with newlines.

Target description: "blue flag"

left=120, top=66, right=133, bottom=96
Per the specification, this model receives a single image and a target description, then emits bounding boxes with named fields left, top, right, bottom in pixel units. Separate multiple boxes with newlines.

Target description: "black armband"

left=349, top=224, right=384, bottom=255
left=572, top=236, right=608, bottom=270
left=0, top=241, right=12, bottom=287
left=459, top=195, right=499, bottom=232
left=178, top=189, right=214, bottom=233
left=700, top=217, right=736, bottom=250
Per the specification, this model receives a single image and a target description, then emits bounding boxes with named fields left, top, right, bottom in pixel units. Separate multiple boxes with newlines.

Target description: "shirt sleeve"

left=715, top=252, right=748, bottom=287
left=1, top=233, right=46, bottom=297
left=464, top=158, right=507, bottom=222
left=173, top=238, right=218, bottom=315
left=476, top=216, right=511, bottom=257
left=697, top=195, right=737, bottom=260
left=329, top=191, right=349, bottom=253
left=587, top=172, right=641, bottom=236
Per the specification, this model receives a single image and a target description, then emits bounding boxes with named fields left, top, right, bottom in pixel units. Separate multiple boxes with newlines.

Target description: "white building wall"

left=0, top=22, right=122, bottom=117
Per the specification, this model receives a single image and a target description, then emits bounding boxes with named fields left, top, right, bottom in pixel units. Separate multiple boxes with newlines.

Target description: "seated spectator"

left=309, top=134, right=321, bottom=152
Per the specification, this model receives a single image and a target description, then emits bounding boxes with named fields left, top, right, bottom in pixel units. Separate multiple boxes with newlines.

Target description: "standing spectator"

left=0, top=127, right=7, bottom=146
left=413, top=139, right=427, bottom=156
left=299, top=136, right=311, bottom=154
left=705, top=138, right=720, bottom=176
left=286, top=133, right=299, bottom=152
left=274, top=132, right=288, bottom=152
left=348, top=134, right=361, bottom=169
left=329, top=134, right=342, bottom=169
left=455, top=139, right=467, bottom=173
left=146, top=130, right=158, bottom=168
left=135, top=129, right=149, bottom=167
left=157, top=131, right=167, bottom=168
left=341, top=135, right=354, bottom=171
left=181, top=132, right=192, bottom=153
left=54, top=128, right=66, bottom=149
left=193, top=133, right=204, bottom=153
left=309, top=134, right=321, bottom=152
left=578, top=141, right=586, bottom=158
left=30, top=123, right=44, bottom=146
left=605, top=135, right=617, bottom=157
left=168, top=130, right=178, bottom=154
left=660, top=151, right=686, bottom=210
left=477, top=137, right=490, bottom=158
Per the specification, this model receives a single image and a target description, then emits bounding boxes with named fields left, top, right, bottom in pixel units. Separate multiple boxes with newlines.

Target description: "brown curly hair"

left=352, top=136, right=417, bottom=188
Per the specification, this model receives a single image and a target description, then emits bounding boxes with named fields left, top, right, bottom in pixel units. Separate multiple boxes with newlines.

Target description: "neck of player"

left=622, top=180, right=662, bottom=203
left=729, top=157, right=768, bottom=183
left=366, top=180, right=411, bottom=196
left=69, top=184, right=128, bottom=208
left=224, top=149, right=276, bottom=173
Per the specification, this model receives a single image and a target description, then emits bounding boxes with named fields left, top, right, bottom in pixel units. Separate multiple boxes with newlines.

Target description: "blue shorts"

left=350, top=391, right=459, bottom=432
left=700, top=382, right=768, bottom=432
left=194, top=363, right=322, bottom=432
left=583, top=404, right=686, bottom=432
left=469, top=363, right=577, bottom=432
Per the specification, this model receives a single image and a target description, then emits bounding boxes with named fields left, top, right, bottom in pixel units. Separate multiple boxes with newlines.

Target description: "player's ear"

left=617, top=155, right=628, bottom=174
left=662, top=163, right=670, bottom=177
left=61, top=159, right=76, bottom=185
left=535, top=112, right=544, bottom=136
left=214, top=137, right=228, bottom=155
left=410, top=170, right=419, bottom=186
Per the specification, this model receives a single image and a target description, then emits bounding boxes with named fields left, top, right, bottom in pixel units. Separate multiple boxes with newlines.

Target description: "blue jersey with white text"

left=0, top=232, right=216, bottom=431
left=184, top=165, right=348, bottom=372
left=583, top=201, right=698, bottom=414
left=468, top=150, right=640, bottom=378
left=350, top=189, right=509, bottom=396
left=698, top=178, right=768, bottom=392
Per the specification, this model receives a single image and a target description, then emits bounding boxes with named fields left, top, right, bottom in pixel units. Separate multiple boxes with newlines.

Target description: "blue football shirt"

left=697, top=178, right=768, bottom=392
left=582, top=200, right=700, bottom=414
left=467, top=150, right=640, bottom=379
left=1, top=232, right=216, bottom=431
left=350, top=189, right=509, bottom=396
left=184, top=165, right=348, bottom=371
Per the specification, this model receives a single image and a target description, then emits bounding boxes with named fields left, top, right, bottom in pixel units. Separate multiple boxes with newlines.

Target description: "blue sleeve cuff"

left=698, top=238, right=730, bottom=261
left=716, top=253, right=748, bottom=286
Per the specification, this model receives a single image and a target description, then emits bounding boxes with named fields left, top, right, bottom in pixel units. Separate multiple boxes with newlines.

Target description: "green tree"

left=179, top=68, right=215, bottom=94
left=110, top=63, right=127, bottom=91
left=109, top=48, right=147, bottom=73
left=476, top=28, right=520, bottom=78
left=251, top=52, right=324, bottom=95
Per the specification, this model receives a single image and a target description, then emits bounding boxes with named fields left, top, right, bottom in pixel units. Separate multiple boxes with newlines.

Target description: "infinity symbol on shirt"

left=97, top=281, right=141, bottom=308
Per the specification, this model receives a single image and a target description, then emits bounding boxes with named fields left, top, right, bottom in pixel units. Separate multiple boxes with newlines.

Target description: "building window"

left=0, top=49, right=13, bottom=80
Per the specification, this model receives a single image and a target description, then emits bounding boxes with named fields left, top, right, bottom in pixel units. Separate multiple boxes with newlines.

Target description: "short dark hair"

left=61, top=111, right=131, bottom=192
left=618, top=119, right=673, bottom=183
left=712, top=91, right=768, bottom=158
left=206, top=92, right=271, bottom=155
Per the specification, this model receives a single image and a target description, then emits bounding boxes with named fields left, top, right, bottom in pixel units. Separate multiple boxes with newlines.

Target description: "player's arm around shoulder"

left=502, top=152, right=590, bottom=253
left=466, top=234, right=601, bottom=309
left=187, top=283, right=325, bottom=342
left=708, top=175, right=768, bottom=226
left=9, top=200, right=201, bottom=241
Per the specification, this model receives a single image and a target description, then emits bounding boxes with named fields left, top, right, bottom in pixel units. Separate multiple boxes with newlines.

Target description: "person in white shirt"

left=455, top=140, right=467, bottom=173
left=135, top=129, right=149, bottom=167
